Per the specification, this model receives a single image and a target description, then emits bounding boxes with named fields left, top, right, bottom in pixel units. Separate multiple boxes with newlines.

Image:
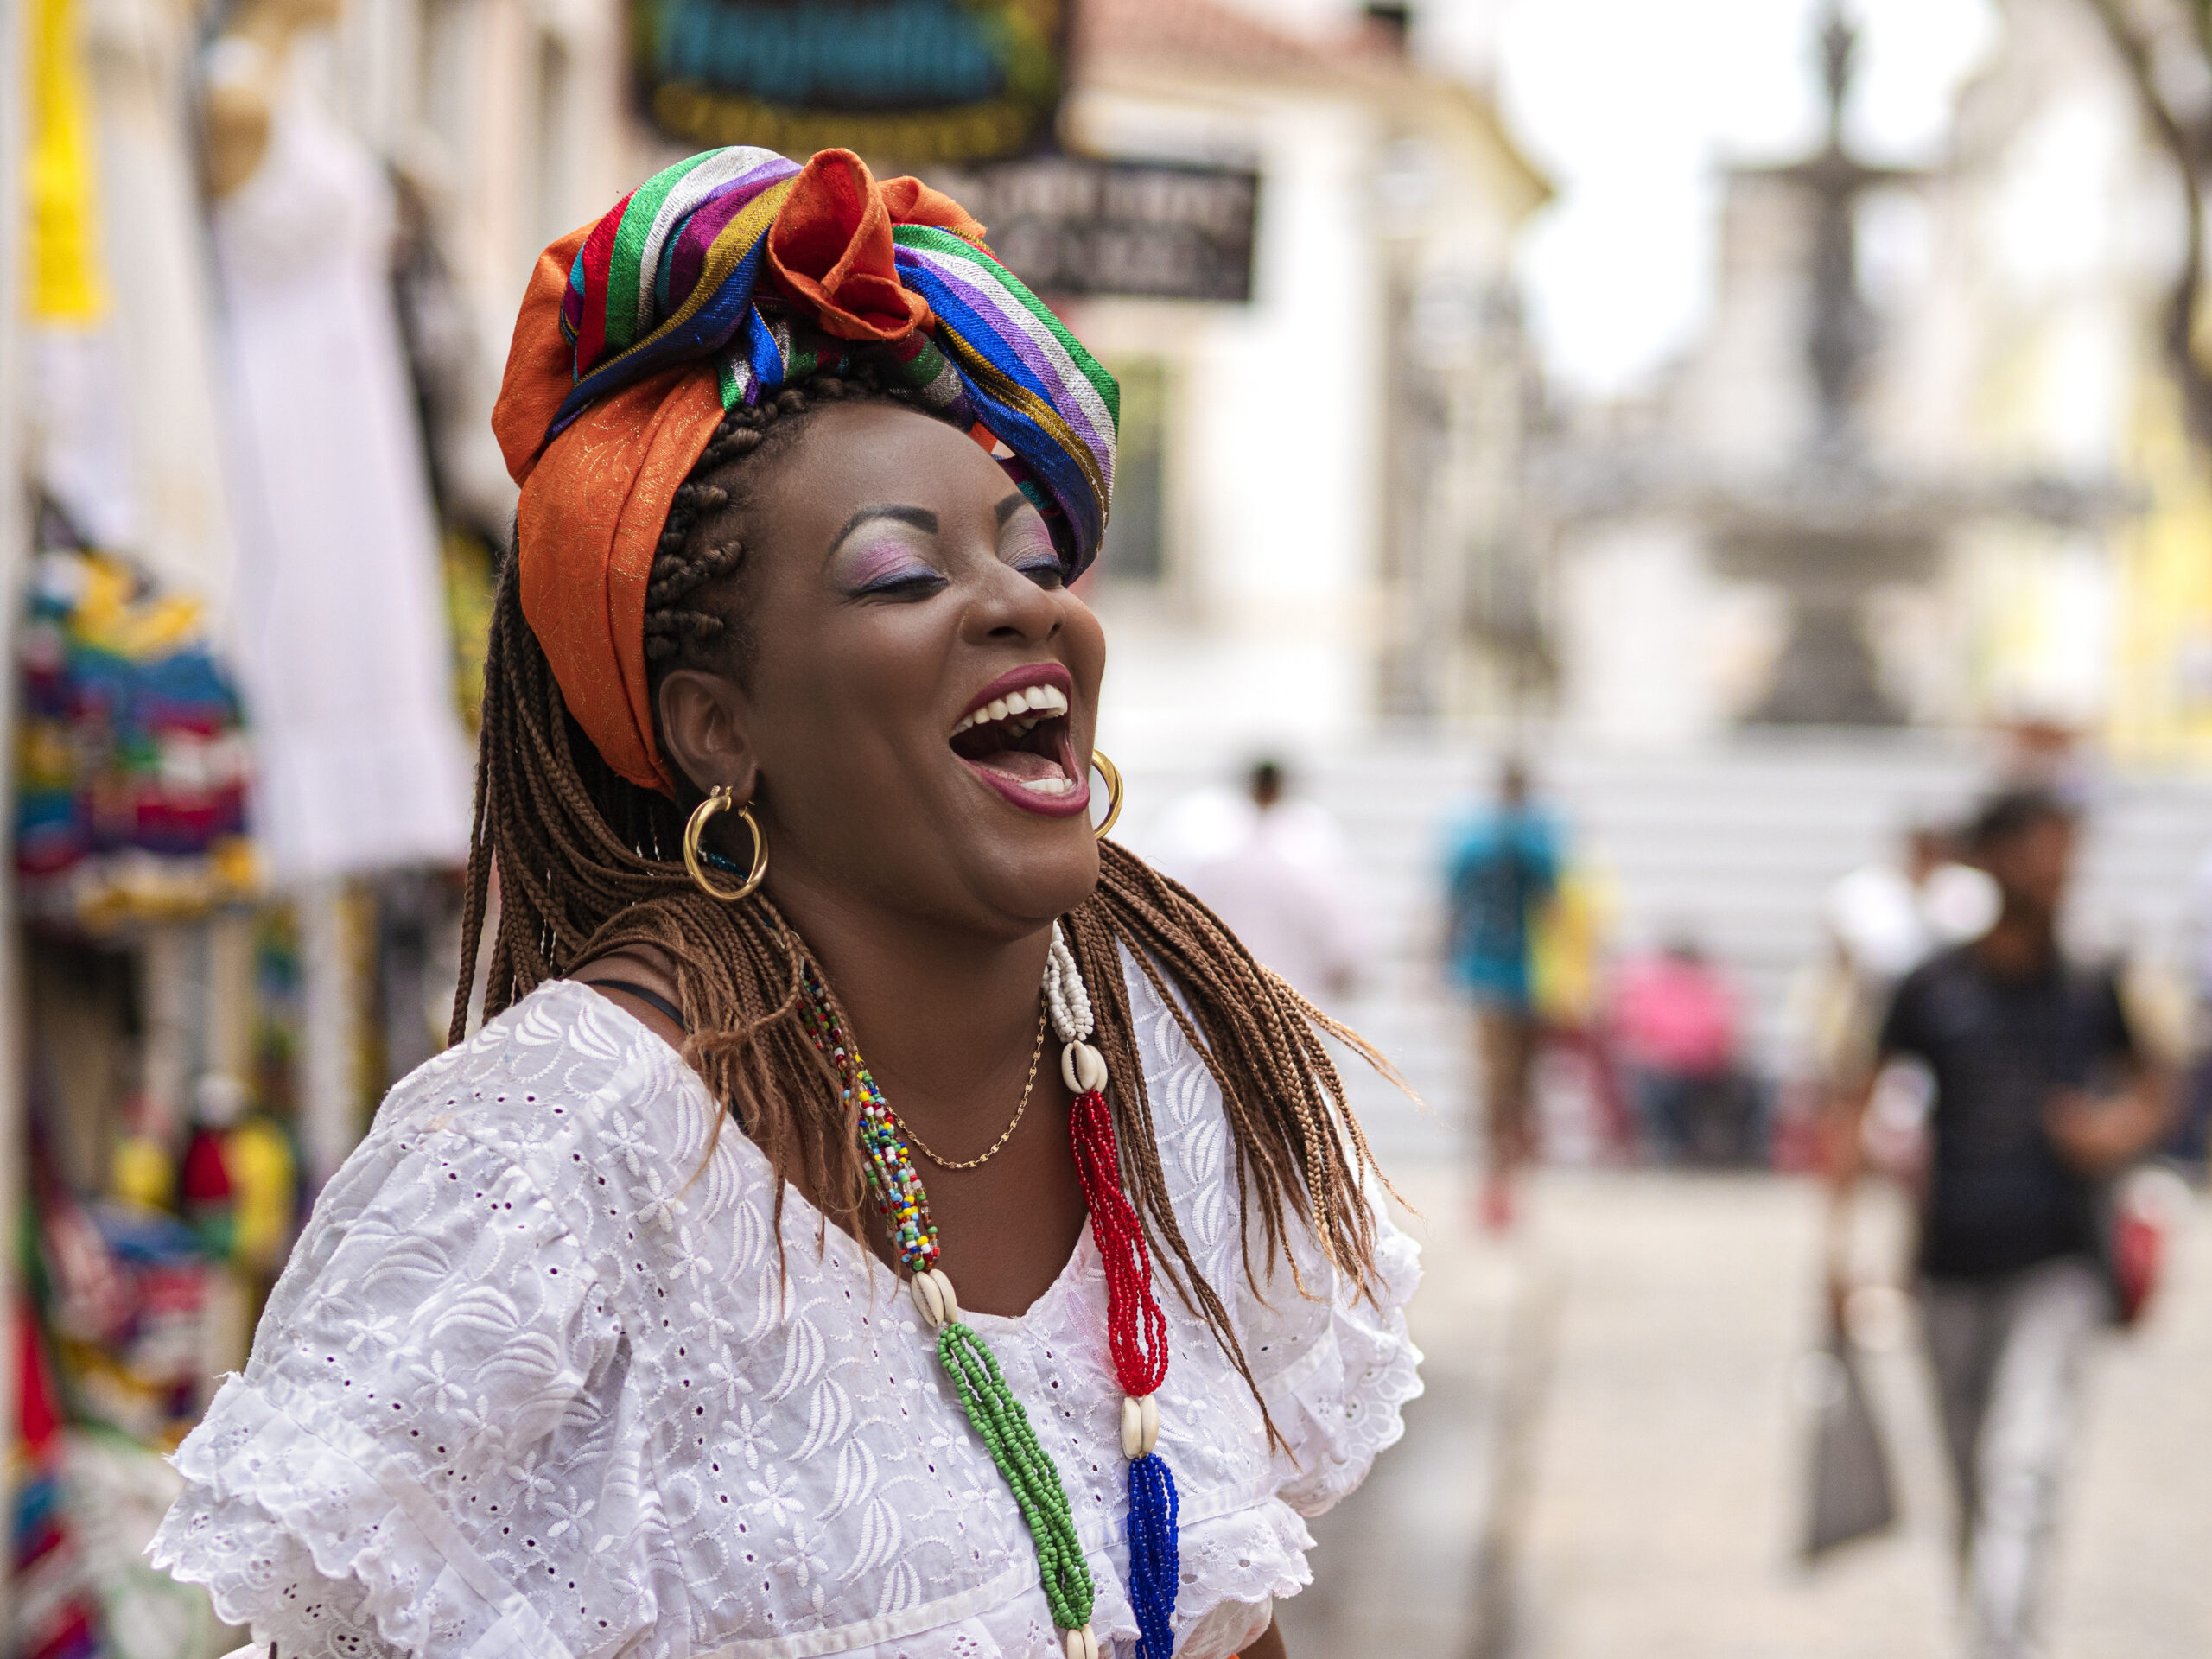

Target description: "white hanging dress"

left=85, top=0, right=240, bottom=632
left=208, top=43, right=473, bottom=883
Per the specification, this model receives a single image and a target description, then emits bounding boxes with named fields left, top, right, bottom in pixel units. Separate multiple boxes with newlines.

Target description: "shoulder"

left=381, top=979, right=694, bottom=1134
left=1881, top=947, right=1981, bottom=1050
left=2075, top=953, right=2140, bottom=1026
left=1896, top=945, right=1971, bottom=1002
left=365, top=980, right=732, bottom=1247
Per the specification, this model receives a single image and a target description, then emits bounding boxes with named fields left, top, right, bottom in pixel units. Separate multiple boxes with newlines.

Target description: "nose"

left=964, top=556, right=1063, bottom=647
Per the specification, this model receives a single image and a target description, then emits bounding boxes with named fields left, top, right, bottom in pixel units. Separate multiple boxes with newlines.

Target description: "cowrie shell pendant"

left=1120, top=1392, right=1161, bottom=1458
left=911, top=1268, right=960, bottom=1329
left=1059, top=1040, right=1108, bottom=1096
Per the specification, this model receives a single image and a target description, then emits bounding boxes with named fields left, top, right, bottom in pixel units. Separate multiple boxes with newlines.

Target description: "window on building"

left=1100, top=358, right=1169, bottom=585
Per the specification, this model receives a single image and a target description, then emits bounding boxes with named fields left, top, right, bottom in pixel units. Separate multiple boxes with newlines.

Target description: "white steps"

left=1114, top=733, right=2212, bottom=1167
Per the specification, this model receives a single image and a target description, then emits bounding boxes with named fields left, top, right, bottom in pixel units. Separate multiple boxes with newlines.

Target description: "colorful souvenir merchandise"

left=175, top=1123, right=233, bottom=1262
left=493, top=143, right=1117, bottom=796
left=40, top=1199, right=213, bottom=1452
left=221, top=1113, right=299, bottom=1276
left=107, top=1128, right=174, bottom=1213
left=12, top=1305, right=103, bottom=1659
left=16, top=549, right=256, bottom=933
left=56, top=1426, right=229, bottom=1659
left=24, top=0, right=106, bottom=324
left=14, top=1303, right=226, bottom=1659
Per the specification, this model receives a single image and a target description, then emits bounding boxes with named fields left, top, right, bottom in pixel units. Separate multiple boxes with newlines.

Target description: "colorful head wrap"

left=492, top=147, right=1118, bottom=796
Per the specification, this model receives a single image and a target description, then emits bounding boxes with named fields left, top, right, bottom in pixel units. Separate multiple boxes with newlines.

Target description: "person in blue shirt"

left=1444, top=758, right=1561, bottom=1230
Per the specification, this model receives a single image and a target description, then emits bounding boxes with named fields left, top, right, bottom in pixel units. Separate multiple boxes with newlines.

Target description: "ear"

left=656, top=668, right=761, bottom=804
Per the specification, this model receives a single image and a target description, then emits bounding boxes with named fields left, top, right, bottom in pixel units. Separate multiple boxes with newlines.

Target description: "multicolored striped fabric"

left=539, top=145, right=1116, bottom=575
left=894, top=225, right=1118, bottom=570
left=550, top=147, right=799, bottom=440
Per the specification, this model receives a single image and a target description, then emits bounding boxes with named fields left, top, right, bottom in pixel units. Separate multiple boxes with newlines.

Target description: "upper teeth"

left=953, top=683, right=1069, bottom=735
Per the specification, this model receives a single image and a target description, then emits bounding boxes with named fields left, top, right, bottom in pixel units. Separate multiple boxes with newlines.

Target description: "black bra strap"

left=578, top=976, right=691, bottom=1033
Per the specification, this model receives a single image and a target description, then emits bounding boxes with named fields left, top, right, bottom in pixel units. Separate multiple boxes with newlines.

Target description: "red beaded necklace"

left=799, top=927, right=1181, bottom=1659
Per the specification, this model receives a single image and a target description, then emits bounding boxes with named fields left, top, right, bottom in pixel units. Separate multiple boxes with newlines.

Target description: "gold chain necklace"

left=898, top=1004, right=1050, bottom=1170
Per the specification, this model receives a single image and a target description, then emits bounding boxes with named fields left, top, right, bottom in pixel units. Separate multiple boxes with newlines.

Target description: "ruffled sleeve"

left=1239, top=1180, right=1423, bottom=1517
left=149, top=1122, right=632, bottom=1659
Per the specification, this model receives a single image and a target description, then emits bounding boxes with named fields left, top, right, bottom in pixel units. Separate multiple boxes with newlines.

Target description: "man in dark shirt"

left=1827, top=790, right=2171, bottom=1659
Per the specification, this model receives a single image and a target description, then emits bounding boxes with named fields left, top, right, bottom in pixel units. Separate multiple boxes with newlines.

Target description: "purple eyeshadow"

left=1003, top=523, right=1058, bottom=572
left=841, top=539, right=938, bottom=593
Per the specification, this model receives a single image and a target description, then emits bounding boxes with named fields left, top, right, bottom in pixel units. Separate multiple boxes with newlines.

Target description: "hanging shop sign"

left=927, top=156, right=1260, bottom=303
left=637, top=0, right=1065, bottom=165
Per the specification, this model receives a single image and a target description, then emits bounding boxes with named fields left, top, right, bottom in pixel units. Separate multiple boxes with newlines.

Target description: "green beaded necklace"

left=800, top=968, right=1100, bottom=1659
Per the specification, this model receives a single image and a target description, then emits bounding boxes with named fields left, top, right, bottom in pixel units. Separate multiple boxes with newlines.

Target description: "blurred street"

left=1280, top=1168, right=2212, bottom=1659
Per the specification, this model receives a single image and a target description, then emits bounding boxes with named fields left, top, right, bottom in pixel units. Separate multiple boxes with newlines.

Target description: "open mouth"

left=948, top=667, right=1088, bottom=817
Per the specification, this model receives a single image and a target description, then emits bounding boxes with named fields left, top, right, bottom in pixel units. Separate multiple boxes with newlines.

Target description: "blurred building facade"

left=1951, top=0, right=2212, bottom=764
left=1068, top=0, right=1552, bottom=763
left=1538, top=0, right=2212, bottom=766
left=326, top=0, right=1560, bottom=772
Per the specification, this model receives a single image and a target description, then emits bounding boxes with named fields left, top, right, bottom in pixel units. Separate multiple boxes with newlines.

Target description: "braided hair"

left=454, top=367, right=1402, bottom=1426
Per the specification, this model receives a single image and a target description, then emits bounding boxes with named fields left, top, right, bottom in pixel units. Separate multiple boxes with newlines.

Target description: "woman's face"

left=658, top=400, right=1109, bottom=940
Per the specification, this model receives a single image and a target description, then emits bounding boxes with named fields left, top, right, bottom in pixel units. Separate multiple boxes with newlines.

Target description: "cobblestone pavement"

left=1274, top=1166, right=2212, bottom=1659
left=1273, top=1171, right=1521, bottom=1659
left=1509, top=1171, right=2212, bottom=1659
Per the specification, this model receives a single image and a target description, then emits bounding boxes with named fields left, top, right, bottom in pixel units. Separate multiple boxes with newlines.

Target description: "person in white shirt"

left=1151, top=760, right=1374, bottom=1006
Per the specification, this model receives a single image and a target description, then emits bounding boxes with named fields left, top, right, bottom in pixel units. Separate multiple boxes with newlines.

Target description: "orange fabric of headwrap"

left=766, top=150, right=988, bottom=342
left=493, top=225, right=722, bottom=796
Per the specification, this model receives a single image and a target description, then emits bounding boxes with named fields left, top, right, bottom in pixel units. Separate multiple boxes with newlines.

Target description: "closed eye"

left=853, top=569, right=950, bottom=600
left=999, top=496, right=1062, bottom=588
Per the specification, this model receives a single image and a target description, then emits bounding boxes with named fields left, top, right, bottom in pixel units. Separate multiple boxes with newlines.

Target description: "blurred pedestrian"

left=1444, top=758, right=1561, bottom=1230
left=1611, top=936, right=1751, bottom=1165
left=1531, top=857, right=1632, bottom=1160
left=2174, top=842, right=2212, bottom=1169
left=1825, top=822, right=2000, bottom=992
left=1798, top=822, right=1999, bottom=1176
left=1826, top=788, right=2174, bottom=1659
left=1152, top=758, right=1373, bottom=1004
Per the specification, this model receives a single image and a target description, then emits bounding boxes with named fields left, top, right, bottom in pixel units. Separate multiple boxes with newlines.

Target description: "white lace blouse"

left=149, top=967, right=1421, bottom=1659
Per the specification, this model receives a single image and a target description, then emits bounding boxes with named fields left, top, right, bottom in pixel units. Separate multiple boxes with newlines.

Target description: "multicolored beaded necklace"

left=799, top=924, right=1179, bottom=1659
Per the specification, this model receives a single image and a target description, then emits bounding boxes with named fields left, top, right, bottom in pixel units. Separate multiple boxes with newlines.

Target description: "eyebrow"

left=825, top=505, right=938, bottom=560
left=995, top=493, right=1028, bottom=526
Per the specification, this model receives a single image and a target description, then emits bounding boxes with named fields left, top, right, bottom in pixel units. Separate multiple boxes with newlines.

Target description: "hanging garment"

left=23, top=0, right=141, bottom=553
left=82, top=0, right=242, bottom=630
left=208, top=45, right=471, bottom=881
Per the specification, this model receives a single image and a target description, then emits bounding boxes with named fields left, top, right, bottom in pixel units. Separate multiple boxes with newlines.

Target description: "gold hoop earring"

left=683, top=786, right=769, bottom=901
left=1089, top=749, right=1123, bottom=840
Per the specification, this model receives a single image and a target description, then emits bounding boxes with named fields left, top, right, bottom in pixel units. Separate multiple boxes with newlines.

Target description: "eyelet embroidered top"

left=149, top=963, right=1421, bottom=1659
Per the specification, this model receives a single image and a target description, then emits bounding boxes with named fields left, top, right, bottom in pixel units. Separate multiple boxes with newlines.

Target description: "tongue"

left=969, top=747, right=1064, bottom=783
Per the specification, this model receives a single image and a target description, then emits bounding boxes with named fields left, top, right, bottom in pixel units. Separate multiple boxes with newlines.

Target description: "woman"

left=152, top=147, right=1420, bottom=1659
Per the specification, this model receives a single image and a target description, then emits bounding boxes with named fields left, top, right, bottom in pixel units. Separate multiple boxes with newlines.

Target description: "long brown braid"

left=452, top=370, right=1404, bottom=1422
